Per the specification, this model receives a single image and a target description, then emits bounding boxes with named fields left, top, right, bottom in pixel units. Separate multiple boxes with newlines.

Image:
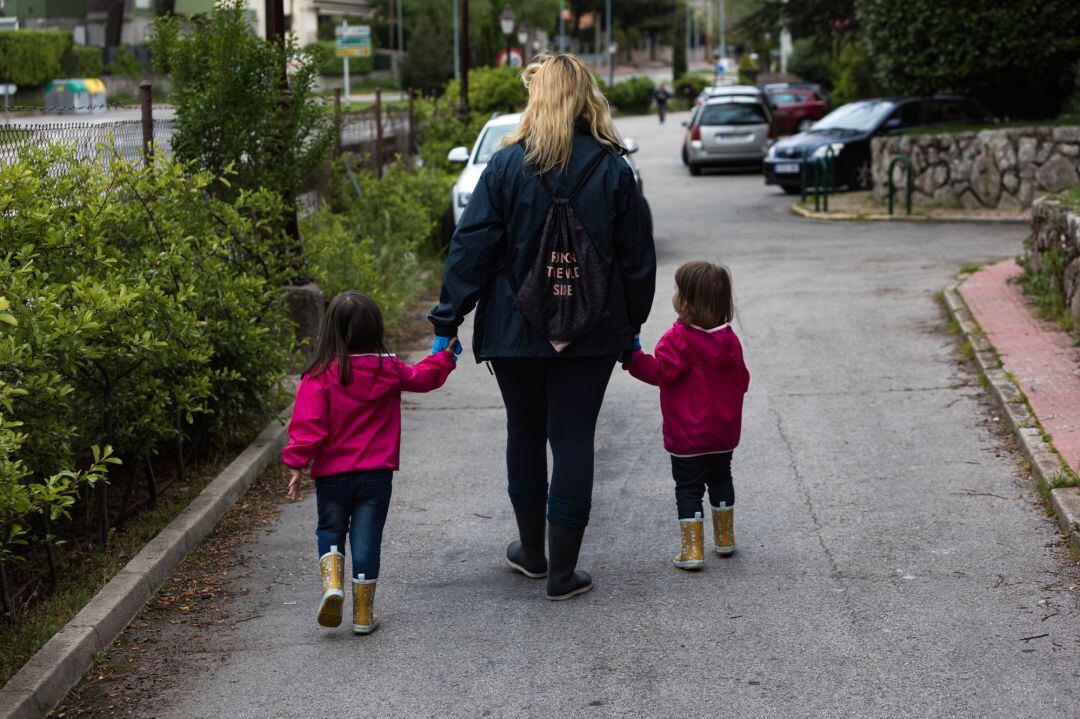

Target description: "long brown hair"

left=303, top=291, right=388, bottom=385
left=502, top=53, right=624, bottom=173
left=673, top=261, right=734, bottom=329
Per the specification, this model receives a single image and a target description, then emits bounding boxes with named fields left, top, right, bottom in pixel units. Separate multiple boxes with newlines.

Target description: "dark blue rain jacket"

left=429, top=130, right=656, bottom=360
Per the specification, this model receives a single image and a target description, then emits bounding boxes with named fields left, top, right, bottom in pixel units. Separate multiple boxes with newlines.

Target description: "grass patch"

left=1019, top=234, right=1077, bottom=334
left=0, top=413, right=281, bottom=686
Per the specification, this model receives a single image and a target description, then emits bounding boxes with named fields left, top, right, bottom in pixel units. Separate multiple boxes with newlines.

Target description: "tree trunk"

left=105, top=0, right=126, bottom=48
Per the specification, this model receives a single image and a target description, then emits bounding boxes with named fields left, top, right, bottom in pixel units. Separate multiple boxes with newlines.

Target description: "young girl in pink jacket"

left=282, top=291, right=458, bottom=634
left=624, top=261, right=749, bottom=570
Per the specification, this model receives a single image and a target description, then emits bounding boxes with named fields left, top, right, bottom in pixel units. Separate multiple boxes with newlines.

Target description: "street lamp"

left=517, top=26, right=528, bottom=65
left=499, top=4, right=516, bottom=67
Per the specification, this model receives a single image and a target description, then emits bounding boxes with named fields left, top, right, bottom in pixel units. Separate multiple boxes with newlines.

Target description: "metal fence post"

left=139, top=80, right=153, bottom=167
left=374, top=87, right=383, bottom=178
left=332, top=88, right=342, bottom=159
left=407, top=87, right=415, bottom=156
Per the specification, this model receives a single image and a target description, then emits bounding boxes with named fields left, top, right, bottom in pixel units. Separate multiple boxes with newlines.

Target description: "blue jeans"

left=315, top=470, right=393, bottom=581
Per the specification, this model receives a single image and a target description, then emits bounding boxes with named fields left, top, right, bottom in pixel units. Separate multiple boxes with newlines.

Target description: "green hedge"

left=63, top=45, right=104, bottom=78
left=601, top=76, right=656, bottom=115
left=0, top=30, right=71, bottom=86
left=0, top=146, right=294, bottom=575
left=305, top=40, right=374, bottom=77
left=303, top=159, right=454, bottom=317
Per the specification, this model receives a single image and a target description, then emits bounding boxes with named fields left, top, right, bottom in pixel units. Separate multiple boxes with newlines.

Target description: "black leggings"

left=491, top=355, right=617, bottom=529
left=671, top=452, right=734, bottom=519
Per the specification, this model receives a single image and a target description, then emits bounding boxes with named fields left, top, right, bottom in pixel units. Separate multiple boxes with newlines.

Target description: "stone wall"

left=1028, top=194, right=1080, bottom=328
left=871, top=127, right=1080, bottom=210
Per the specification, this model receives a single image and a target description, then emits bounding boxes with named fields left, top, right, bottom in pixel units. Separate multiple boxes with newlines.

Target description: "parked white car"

left=446, top=112, right=642, bottom=229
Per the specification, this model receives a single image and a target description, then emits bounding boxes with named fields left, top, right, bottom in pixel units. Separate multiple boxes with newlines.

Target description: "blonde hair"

left=502, top=53, right=624, bottom=174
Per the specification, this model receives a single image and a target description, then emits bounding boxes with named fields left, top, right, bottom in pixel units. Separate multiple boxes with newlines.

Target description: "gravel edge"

left=0, top=407, right=293, bottom=719
left=943, top=282, right=1080, bottom=553
left=790, top=201, right=1030, bottom=224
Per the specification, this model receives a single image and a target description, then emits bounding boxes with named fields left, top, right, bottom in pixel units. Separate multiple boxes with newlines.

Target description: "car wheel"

left=780, top=184, right=802, bottom=195
left=688, top=162, right=702, bottom=176
left=853, top=159, right=872, bottom=190
left=681, top=145, right=689, bottom=166
left=796, top=117, right=815, bottom=132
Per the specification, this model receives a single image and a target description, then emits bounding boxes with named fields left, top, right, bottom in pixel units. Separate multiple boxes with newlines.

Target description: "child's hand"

left=286, top=467, right=304, bottom=501
left=436, top=336, right=463, bottom=363
left=619, top=336, right=642, bottom=365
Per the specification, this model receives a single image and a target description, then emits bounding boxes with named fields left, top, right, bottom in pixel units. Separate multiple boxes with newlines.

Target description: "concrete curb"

left=943, top=283, right=1080, bottom=553
left=791, top=201, right=1030, bottom=224
left=0, top=407, right=293, bottom=719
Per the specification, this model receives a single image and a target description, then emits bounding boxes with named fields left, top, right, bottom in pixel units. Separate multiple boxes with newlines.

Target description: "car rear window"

left=768, top=92, right=804, bottom=105
left=699, top=103, right=768, bottom=126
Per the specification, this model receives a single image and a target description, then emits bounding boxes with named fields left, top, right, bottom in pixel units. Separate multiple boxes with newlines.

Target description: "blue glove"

left=619, top=336, right=641, bottom=364
left=432, top=335, right=463, bottom=362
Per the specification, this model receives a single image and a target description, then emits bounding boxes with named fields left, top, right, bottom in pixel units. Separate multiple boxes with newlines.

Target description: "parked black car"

left=763, top=95, right=986, bottom=194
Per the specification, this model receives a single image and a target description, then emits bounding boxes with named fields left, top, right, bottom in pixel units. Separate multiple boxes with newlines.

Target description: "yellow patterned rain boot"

left=673, top=512, right=705, bottom=570
left=317, top=546, right=345, bottom=627
left=711, top=503, right=735, bottom=555
left=352, top=574, right=379, bottom=635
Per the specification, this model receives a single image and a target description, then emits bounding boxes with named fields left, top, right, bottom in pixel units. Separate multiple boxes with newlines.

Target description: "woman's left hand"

left=287, top=467, right=304, bottom=501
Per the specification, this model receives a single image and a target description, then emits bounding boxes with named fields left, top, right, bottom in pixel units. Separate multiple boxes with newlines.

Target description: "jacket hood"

left=673, top=322, right=739, bottom=369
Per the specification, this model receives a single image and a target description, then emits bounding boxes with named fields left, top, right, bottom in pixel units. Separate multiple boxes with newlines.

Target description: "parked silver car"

left=681, top=96, right=774, bottom=175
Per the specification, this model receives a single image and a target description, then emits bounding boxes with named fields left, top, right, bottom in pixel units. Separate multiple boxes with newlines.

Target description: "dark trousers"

left=315, top=470, right=393, bottom=580
left=491, top=355, right=617, bottom=529
left=671, top=452, right=734, bottom=519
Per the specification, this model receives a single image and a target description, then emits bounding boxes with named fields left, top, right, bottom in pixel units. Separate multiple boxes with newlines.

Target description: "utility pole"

left=718, top=0, right=726, bottom=60
left=684, top=2, right=690, bottom=69
left=266, top=0, right=284, bottom=43
left=605, top=0, right=613, bottom=86
left=459, top=0, right=469, bottom=116
left=396, top=0, right=404, bottom=65
left=559, top=0, right=565, bottom=51
left=453, top=0, right=460, bottom=79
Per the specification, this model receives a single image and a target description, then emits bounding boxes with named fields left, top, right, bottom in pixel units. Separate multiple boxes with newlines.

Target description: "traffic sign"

left=0, top=84, right=16, bottom=96
left=336, top=25, right=371, bottom=58
left=497, top=47, right=525, bottom=68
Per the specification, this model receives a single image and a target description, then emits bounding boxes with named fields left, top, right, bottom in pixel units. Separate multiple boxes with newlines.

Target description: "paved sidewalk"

left=960, top=259, right=1080, bottom=471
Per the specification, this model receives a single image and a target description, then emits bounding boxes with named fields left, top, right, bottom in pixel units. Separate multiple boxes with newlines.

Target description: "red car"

left=766, top=88, right=830, bottom=135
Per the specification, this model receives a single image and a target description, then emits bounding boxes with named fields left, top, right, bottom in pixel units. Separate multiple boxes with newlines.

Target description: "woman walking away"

left=623, top=262, right=749, bottom=569
left=429, top=53, right=656, bottom=601
left=283, top=291, right=458, bottom=634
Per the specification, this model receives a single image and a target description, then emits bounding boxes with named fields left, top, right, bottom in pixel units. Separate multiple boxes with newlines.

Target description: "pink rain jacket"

left=625, top=322, right=749, bottom=456
left=282, top=353, right=455, bottom=477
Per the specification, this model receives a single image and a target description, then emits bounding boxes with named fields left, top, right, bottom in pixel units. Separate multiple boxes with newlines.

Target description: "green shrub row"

left=600, top=76, right=656, bottom=115
left=0, top=146, right=294, bottom=578
left=303, top=159, right=454, bottom=319
left=0, top=30, right=72, bottom=86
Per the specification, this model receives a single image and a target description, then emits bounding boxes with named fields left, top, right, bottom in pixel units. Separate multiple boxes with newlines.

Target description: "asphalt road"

left=148, top=113, right=1080, bottom=718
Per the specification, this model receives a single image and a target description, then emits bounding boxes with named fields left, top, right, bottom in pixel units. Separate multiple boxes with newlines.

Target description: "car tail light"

left=690, top=123, right=701, bottom=142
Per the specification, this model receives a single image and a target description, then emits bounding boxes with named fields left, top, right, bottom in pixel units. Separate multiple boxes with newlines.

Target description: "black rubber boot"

left=506, top=503, right=548, bottom=578
left=545, top=523, right=592, bottom=601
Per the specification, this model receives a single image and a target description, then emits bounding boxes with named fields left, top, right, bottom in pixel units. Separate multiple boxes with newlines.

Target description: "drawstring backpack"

left=514, top=150, right=610, bottom=352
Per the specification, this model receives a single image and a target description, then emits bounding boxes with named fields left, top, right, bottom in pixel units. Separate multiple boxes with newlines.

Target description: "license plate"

left=775, top=163, right=800, bottom=174
left=716, top=133, right=752, bottom=142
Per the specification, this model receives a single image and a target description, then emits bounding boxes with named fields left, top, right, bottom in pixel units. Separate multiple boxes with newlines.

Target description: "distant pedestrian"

left=430, top=53, right=656, bottom=601
left=282, top=291, right=459, bottom=634
left=623, top=261, right=750, bottom=569
left=654, top=84, right=671, bottom=124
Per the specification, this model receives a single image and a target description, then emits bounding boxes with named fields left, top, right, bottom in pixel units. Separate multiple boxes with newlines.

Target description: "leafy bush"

left=788, top=38, right=834, bottom=90
left=673, top=73, right=709, bottom=102
left=62, top=45, right=104, bottom=78
left=0, top=145, right=293, bottom=585
left=151, top=0, right=334, bottom=205
left=104, top=46, right=145, bottom=79
left=303, top=159, right=454, bottom=317
left=602, top=76, right=656, bottom=115
left=304, top=40, right=375, bottom=77
left=444, top=65, right=528, bottom=117
left=830, top=36, right=880, bottom=106
left=858, top=0, right=1080, bottom=119
left=401, top=0, right=452, bottom=94
left=0, top=30, right=71, bottom=86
